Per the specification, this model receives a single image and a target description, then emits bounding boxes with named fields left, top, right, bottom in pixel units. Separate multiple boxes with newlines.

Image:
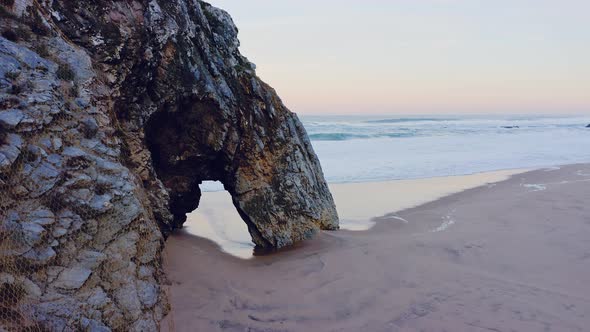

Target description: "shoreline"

left=330, top=167, right=531, bottom=231
left=182, top=166, right=535, bottom=258
left=162, top=163, right=590, bottom=331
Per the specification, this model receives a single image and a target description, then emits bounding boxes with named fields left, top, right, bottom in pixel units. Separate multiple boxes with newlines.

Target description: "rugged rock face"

left=0, top=0, right=338, bottom=330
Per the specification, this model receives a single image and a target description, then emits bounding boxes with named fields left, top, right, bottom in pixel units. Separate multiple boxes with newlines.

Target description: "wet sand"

left=330, top=169, right=527, bottom=231
left=182, top=169, right=528, bottom=257
left=162, top=164, right=590, bottom=332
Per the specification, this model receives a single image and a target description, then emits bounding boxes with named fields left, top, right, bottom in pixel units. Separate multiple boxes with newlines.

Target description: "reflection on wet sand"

left=182, top=187, right=255, bottom=259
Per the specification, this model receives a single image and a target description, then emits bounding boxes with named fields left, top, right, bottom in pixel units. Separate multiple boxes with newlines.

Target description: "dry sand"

left=162, top=164, right=590, bottom=332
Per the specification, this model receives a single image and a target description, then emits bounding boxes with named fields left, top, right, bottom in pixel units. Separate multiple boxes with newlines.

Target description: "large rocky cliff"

left=0, top=1, right=338, bottom=330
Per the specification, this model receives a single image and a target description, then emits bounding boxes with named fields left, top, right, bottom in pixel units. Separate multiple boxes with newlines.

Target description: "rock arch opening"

left=145, top=96, right=338, bottom=250
left=184, top=181, right=255, bottom=258
left=144, top=99, right=272, bottom=248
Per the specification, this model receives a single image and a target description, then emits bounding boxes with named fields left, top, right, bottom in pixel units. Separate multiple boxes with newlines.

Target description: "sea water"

left=304, top=114, right=590, bottom=184
left=201, top=114, right=590, bottom=191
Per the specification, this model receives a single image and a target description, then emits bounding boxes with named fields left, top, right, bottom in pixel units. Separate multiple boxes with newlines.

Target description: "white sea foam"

left=389, top=216, right=409, bottom=224
left=522, top=183, right=547, bottom=192
left=432, top=215, right=456, bottom=232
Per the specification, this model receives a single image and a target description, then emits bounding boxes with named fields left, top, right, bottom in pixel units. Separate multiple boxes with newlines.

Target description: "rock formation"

left=0, top=0, right=338, bottom=330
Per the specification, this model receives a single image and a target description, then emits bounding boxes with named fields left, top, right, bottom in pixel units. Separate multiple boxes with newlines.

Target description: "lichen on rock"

left=0, top=0, right=338, bottom=330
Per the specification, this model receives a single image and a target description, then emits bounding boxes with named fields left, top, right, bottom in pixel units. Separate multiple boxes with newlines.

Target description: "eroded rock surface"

left=0, top=1, right=338, bottom=330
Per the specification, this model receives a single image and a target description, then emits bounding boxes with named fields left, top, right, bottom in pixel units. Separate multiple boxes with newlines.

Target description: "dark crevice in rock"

left=145, top=98, right=232, bottom=230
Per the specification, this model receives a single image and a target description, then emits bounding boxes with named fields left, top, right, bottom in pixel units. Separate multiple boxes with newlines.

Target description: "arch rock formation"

left=0, top=1, right=338, bottom=330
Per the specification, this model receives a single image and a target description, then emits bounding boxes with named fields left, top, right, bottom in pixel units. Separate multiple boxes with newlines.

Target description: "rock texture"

left=0, top=0, right=338, bottom=330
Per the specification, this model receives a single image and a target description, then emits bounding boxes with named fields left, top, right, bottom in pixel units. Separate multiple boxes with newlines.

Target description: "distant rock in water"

left=502, top=126, right=520, bottom=129
left=586, top=124, right=590, bottom=128
left=0, top=1, right=338, bottom=331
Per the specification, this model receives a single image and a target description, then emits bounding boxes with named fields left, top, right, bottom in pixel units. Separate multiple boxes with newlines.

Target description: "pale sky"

left=208, top=0, right=590, bottom=115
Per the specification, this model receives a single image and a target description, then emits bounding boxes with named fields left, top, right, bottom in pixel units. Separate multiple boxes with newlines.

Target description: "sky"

left=208, top=0, right=590, bottom=115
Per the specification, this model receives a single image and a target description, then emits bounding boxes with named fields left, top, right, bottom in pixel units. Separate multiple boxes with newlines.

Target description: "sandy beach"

left=162, top=164, right=590, bottom=332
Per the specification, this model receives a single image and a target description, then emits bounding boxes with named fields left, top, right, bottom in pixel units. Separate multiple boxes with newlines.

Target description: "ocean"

left=200, top=114, right=590, bottom=191
left=303, top=114, right=590, bottom=184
